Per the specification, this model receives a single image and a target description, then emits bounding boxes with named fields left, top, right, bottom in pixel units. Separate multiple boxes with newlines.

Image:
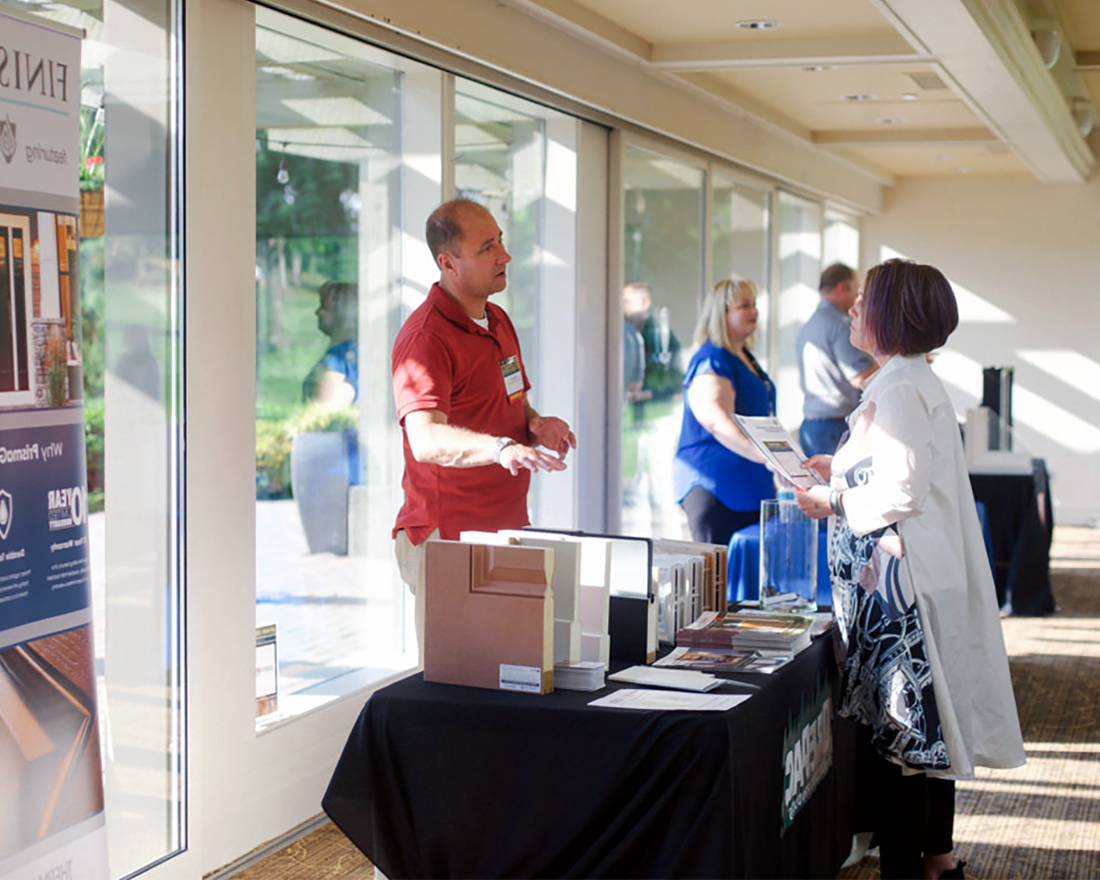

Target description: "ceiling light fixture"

left=1072, top=97, right=1096, bottom=138
left=802, top=65, right=835, bottom=72
left=736, top=20, right=781, bottom=30
left=901, top=93, right=918, bottom=101
left=842, top=93, right=876, bottom=102
left=1031, top=28, right=1062, bottom=69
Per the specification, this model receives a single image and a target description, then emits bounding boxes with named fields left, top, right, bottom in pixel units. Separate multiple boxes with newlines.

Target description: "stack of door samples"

left=421, top=532, right=729, bottom=694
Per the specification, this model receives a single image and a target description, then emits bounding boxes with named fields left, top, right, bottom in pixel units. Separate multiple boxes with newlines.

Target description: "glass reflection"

left=254, top=8, right=413, bottom=720
left=453, top=81, right=545, bottom=396
left=713, top=172, right=772, bottom=369
left=776, top=190, right=822, bottom=428
left=453, top=79, right=578, bottom=526
left=622, top=145, right=703, bottom=540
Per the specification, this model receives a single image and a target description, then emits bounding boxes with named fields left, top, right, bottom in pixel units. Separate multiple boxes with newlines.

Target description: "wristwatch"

left=493, top=436, right=517, bottom=463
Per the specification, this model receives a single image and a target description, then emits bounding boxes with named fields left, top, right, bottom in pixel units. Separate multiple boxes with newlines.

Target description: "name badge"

left=500, top=355, right=524, bottom=402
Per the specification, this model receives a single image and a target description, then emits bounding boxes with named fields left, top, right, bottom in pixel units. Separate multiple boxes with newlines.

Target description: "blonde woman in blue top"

left=673, top=278, right=775, bottom=546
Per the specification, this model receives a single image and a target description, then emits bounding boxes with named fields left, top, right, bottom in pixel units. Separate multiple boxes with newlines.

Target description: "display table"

left=727, top=523, right=832, bottom=607
left=323, top=634, right=863, bottom=879
left=969, top=459, right=1054, bottom=616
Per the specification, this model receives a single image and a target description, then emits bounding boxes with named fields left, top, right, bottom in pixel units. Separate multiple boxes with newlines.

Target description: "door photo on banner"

left=0, top=8, right=110, bottom=880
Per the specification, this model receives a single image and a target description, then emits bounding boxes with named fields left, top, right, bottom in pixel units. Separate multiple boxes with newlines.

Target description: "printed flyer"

left=0, top=7, right=110, bottom=880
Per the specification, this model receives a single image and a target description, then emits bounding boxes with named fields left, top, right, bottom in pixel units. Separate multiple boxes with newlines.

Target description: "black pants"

left=680, top=486, right=760, bottom=548
left=875, top=757, right=956, bottom=879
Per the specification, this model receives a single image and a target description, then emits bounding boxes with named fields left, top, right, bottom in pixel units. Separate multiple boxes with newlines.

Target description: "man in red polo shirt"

left=392, top=198, right=577, bottom=656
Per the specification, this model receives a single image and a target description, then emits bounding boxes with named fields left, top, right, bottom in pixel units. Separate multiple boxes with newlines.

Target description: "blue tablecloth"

left=727, top=504, right=994, bottom=608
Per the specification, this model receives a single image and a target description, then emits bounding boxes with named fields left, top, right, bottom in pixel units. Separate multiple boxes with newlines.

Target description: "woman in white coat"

left=795, top=259, right=1024, bottom=880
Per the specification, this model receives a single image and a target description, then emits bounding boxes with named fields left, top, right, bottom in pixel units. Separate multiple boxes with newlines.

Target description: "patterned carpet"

left=227, top=527, right=1100, bottom=880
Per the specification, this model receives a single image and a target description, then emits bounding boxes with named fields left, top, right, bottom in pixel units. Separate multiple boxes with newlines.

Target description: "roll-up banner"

left=0, top=8, right=110, bottom=879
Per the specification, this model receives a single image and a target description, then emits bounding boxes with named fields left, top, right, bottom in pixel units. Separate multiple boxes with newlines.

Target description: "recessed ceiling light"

left=952, top=166, right=971, bottom=174
left=842, top=93, right=876, bottom=102
left=901, top=93, right=919, bottom=101
left=803, top=65, right=835, bottom=72
left=878, top=117, right=906, bottom=125
left=736, top=20, right=781, bottom=30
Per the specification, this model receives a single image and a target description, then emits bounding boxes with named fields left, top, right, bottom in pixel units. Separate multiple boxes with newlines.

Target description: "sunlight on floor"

left=953, top=815, right=1100, bottom=848
left=1050, top=526, right=1100, bottom=571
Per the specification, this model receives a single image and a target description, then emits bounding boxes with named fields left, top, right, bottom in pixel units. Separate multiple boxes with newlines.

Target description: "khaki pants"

left=394, top=528, right=439, bottom=667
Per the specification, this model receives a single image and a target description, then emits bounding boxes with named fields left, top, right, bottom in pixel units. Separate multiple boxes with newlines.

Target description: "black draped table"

left=323, top=634, right=867, bottom=879
left=969, top=458, right=1055, bottom=616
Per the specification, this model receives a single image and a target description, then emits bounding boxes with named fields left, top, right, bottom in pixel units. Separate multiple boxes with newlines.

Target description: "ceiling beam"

left=501, top=0, right=650, bottom=61
left=813, top=127, right=997, bottom=147
left=1076, top=50, right=1100, bottom=72
left=651, top=36, right=928, bottom=71
left=874, top=0, right=1094, bottom=182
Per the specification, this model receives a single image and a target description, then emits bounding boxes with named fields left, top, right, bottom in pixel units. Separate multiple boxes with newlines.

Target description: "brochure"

left=731, top=415, right=826, bottom=490
left=677, top=610, right=814, bottom=654
left=653, top=645, right=790, bottom=674
left=588, top=688, right=752, bottom=712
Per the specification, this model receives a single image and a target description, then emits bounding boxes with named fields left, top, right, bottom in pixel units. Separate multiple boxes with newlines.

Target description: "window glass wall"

left=712, top=172, right=772, bottom=370
left=454, top=80, right=544, bottom=360
left=453, top=78, right=547, bottom=463
left=824, top=207, right=860, bottom=278
left=253, top=8, right=414, bottom=720
left=621, top=145, right=703, bottom=540
left=776, top=190, right=823, bottom=430
left=0, top=0, right=185, bottom=874
left=453, top=80, right=580, bottom=527
left=252, top=13, right=583, bottom=722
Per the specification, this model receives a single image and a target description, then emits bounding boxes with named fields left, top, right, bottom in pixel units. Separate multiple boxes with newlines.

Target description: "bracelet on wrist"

left=829, top=488, right=844, bottom=517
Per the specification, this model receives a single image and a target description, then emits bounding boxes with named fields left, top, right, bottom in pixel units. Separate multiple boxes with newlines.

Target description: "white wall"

left=863, top=177, right=1100, bottom=525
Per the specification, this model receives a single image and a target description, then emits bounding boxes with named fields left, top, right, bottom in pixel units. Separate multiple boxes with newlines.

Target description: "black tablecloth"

left=969, top=459, right=1055, bottom=616
left=323, top=635, right=864, bottom=879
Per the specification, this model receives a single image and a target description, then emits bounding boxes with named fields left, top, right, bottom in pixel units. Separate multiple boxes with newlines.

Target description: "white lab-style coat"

left=832, top=354, right=1025, bottom=780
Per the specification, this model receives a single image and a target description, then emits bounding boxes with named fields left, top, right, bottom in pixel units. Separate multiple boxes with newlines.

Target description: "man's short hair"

left=819, top=262, right=855, bottom=294
left=861, top=258, right=958, bottom=356
left=622, top=281, right=652, bottom=312
left=426, top=198, right=485, bottom=261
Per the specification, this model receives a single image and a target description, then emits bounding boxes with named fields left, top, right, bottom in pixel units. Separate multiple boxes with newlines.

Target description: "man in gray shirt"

left=796, top=263, right=877, bottom=456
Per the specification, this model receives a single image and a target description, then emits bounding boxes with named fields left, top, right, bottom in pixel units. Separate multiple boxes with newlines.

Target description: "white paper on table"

left=587, top=688, right=751, bottom=712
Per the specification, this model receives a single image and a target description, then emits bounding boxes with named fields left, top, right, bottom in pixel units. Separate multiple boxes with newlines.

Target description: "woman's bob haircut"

left=861, top=258, right=959, bottom=356
left=695, top=277, right=758, bottom=352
